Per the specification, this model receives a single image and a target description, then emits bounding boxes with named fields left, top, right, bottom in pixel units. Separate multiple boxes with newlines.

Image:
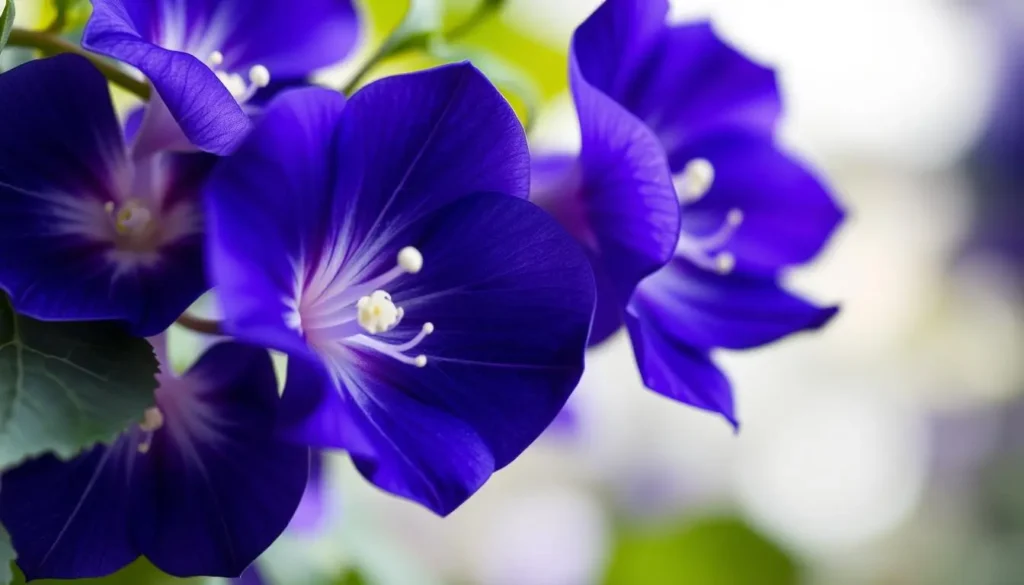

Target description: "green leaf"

left=604, top=515, right=801, bottom=585
left=0, top=526, right=14, bottom=585
left=0, top=0, right=15, bottom=55
left=0, top=294, right=159, bottom=470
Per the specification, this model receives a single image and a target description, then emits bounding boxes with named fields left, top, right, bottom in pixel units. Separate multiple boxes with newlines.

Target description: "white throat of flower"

left=298, top=246, right=435, bottom=370
left=206, top=51, right=271, bottom=104
left=674, top=158, right=745, bottom=275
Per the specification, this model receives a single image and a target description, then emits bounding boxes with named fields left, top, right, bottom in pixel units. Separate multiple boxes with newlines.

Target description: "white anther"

left=139, top=406, right=164, bottom=432
left=726, top=209, right=744, bottom=226
left=413, top=355, right=427, bottom=367
left=208, top=51, right=225, bottom=67
left=137, top=406, right=164, bottom=454
left=397, top=246, right=423, bottom=273
left=422, top=322, right=435, bottom=334
left=678, top=158, right=715, bottom=202
left=248, top=65, right=271, bottom=88
left=357, top=290, right=401, bottom=334
left=676, top=207, right=744, bottom=275
left=714, top=252, right=736, bottom=274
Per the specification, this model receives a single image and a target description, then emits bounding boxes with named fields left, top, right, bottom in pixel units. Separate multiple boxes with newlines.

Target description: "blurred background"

left=9, top=0, right=1024, bottom=583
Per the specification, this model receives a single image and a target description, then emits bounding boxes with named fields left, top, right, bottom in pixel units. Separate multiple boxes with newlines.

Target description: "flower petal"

left=623, top=305, right=737, bottom=426
left=0, top=444, right=140, bottom=580
left=0, top=55, right=208, bottom=335
left=677, top=134, right=844, bottom=273
left=132, top=343, right=308, bottom=577
left=84, top=1, right=249, bottom=154
left=634, top=259, right=838, bottom=351
left=326, top=63, right=529, bottom=281
left=282, top=193, right=595, bottom=515
left=286, top=452, right=328, bottom=534
left=205, top=87, right=348, bottom=359
left=530, top=55, right=678, bottom=346
left=574, top=0, right=781, bottom=170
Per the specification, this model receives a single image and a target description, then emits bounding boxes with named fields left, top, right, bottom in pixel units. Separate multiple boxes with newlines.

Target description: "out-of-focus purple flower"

left=0, top=336, right=309, bottom=580
left=0, top=55, right=211, bottom=336
left=204, top=64, right=596, bottom=515
left=533, top=0, right=843, bottom=425
left=83, top=0, right=361, bottom=155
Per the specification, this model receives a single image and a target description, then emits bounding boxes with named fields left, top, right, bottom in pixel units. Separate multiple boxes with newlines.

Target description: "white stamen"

left=676, top=207, right=744, bottom=274
left=677, top=158, right=716, bottom=202
left=137, top=406, right=164, bottom=453
left=207, top=51, right=224, bottom=67
left=248, top=65, right=271, bottom=89
left=397, top=246, right=423, bottom=273
left=356, top=290, right=401, bottom=334
left=303, top=247, right=436, bottom=369
left=204, top=51, right=271, bottom=104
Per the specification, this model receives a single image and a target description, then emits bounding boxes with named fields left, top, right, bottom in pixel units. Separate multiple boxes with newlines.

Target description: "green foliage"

left=10, top=558, right=201, bottom=585
left=0, top=527, right=14, bottom=585
left=335, top=569, right=369, bottom=585
left=0, top=0, right=15, bottom=55
left=603, top=515, right=801, bottom=585
left=0, top=294, right=159, bottom=470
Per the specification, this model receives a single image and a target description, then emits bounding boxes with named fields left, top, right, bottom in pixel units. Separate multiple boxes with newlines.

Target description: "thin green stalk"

left=6, top=28, right=150, bottom=100
left=342, top=0, right=506, bottom=95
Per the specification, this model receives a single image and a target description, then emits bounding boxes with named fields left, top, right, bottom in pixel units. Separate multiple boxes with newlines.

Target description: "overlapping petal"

left=530, top=53, right=680, bottom=345
left=573, top=0, right=780, bottom=170
left=208, top=65, right=594, bottom=515
left=84, top=0, right=360, bottom=154
left=633, top=259, right=837, bottom=352
left=0, top=55, right=208, bottom=336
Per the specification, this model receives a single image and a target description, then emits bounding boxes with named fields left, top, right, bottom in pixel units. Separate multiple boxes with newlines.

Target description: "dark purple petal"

left=0, top=444, right=140, bottom=580
left=85, top=0, right=360, bottom=154
left=530, top=56, right=678, bottom=347
left=326, top=63, right=529, bottom=282
left=623, top=303, right=737, bottom=426
left=570, top=51, right=680, bottom=320
left=634, top=259, right=837, bottom=351
left=133, top=343, right=308, bottom=577
left=677, top=134, right=843, bottom=273
left=283, top=194, right=595, bottom=515
left=205, top=87, right=347, bottom=360
left=574, top=0, right=781, bottom=170
left=0, top=55, right=209, bottom=335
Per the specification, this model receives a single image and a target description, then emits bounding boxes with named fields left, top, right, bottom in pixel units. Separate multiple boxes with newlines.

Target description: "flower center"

left=105, top=200, right=153, bottom=236
left=674, top=159, right=745, bottom=275
left=206, top=51, right=271, bottom=104
left=300, top=246, right=435, bottom=369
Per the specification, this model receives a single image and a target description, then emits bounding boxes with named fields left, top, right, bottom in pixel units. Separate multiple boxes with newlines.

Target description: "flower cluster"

left=0, top=0, right=841, bottom=581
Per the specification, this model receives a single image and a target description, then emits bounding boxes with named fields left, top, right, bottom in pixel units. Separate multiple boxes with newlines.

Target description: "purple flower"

left=83, top=0, right=361, bottom=155
left=0, top=337, right=309, bottom=579
left=204, top=64, right=596, bottom=515
left=534, top=0, right=843, bottom=425
left=0, top=55, right=211, bottom=336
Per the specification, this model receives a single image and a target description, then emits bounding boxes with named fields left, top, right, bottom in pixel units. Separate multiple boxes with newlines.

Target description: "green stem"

left=6, top=28, right=150, bottom=100
left=175, top=313, right=224, bottom=336
left=342, top=0, right=505, bottom=95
